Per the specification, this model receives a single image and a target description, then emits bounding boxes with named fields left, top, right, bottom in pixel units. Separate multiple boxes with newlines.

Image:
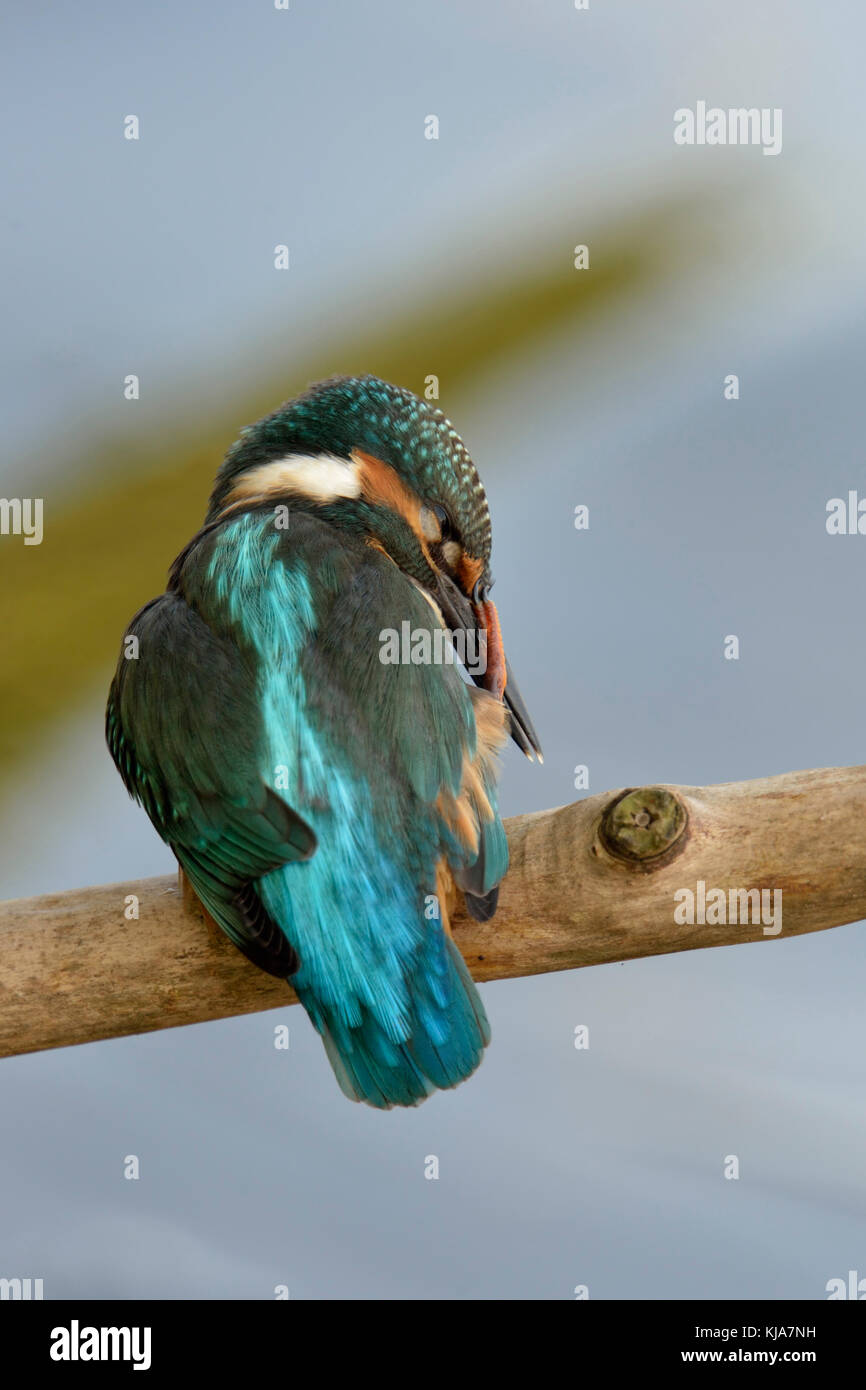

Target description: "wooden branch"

left=1, top=765, right=863, bottom=1060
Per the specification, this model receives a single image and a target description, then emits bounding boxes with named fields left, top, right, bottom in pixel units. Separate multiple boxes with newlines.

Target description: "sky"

left=1, top=1, right=865, bottom=1300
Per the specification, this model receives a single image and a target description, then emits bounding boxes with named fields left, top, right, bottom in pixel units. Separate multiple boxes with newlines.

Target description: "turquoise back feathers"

left=107, top=376, right=538, bottom=1108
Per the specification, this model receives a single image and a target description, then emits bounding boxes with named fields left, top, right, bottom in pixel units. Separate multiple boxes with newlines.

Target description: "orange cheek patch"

left=354, top=449, right=436, bottom=567
left=355, top=450, right=419, bottom=527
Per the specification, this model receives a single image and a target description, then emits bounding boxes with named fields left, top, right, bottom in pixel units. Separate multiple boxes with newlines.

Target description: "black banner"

left=1, top=1299, right=860, bottom=1374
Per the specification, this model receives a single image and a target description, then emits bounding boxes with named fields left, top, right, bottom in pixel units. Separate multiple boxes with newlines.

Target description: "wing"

left=106, top=592, right=316, bottom=975
left=286, top=526, right=510, bottom=914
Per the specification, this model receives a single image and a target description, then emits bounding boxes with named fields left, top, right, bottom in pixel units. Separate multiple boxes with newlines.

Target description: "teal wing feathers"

left=106, top=592, right=316, bottom=975
left=197, top=510, right=508, bottom=1108
left=287, top=526, right=509, bottom=890
left=109, top=508, right=509, bottom=1107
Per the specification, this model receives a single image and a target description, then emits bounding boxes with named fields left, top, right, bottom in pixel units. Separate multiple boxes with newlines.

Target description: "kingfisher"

left=106, top=375, right=541, bottom=1108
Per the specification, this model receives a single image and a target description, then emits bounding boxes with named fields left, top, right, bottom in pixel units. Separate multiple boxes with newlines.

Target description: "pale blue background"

left=1, top=1, right=864, bottom=1299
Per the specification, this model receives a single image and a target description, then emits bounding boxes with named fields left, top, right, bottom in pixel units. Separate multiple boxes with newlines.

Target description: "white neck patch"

left=229, top=452, right=362, bottom=504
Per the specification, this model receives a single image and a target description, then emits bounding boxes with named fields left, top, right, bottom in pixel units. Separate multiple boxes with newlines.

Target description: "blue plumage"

left=208, top=509, right=499, bottom=1106
left=106, top=377, right=539, bottom=1108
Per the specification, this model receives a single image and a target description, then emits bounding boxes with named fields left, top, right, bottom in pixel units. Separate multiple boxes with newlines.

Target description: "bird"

left=106, top=374, right=542, bottom=1108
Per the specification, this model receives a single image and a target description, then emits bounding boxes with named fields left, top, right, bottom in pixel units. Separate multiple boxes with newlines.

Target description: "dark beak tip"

left=503, top=660, right=542, bottom=764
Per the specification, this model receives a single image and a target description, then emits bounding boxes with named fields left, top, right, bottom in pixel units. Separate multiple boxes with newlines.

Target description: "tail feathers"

left=309, top=938, right=490, bottom=1110
left=463, top=885, right=499, bottom=921
left=454, top=813, right=508, bottom=915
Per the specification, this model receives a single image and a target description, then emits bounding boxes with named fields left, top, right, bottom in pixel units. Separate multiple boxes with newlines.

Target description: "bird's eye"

left=432, top=504, right=456, bottom=541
